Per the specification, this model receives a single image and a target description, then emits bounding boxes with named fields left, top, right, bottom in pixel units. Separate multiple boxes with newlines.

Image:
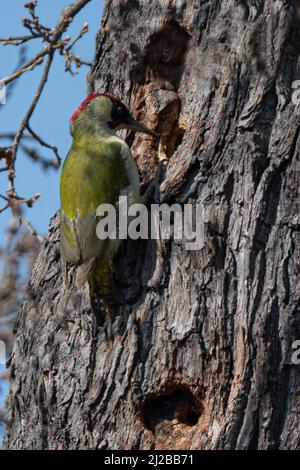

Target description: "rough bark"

left=4, top=0, right=300, bottom=450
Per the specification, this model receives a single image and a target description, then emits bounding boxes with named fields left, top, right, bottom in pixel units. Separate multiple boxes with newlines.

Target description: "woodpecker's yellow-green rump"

left=60, top=93, right=155, bottom=311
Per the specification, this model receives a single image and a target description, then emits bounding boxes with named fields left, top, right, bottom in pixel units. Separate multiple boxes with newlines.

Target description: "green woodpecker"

left=60, top=93, right=155, bottom=311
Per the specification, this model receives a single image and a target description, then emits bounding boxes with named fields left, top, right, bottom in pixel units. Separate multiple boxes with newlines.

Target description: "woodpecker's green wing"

left=60, top=135, right=139, bottom=273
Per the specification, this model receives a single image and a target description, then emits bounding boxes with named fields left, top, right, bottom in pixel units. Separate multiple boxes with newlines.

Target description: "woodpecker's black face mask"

left=110, top=100, right=157, bottom=136
left=110, top=101, right=132, bottom=129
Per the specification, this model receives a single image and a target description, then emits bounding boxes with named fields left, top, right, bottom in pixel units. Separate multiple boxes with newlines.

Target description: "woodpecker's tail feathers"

left=88, top=255, right=119, bottom=327
left=76, top=258, right=96, bottom=289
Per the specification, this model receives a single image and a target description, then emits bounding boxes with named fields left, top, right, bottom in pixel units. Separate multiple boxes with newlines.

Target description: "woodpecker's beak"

left=123, top=117, right=157, bottom=137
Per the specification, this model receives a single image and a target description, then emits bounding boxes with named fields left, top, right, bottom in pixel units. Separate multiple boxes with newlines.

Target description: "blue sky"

left=0, top=0, right=104, bottom=443
left=0, top=0, right=104, bottom=238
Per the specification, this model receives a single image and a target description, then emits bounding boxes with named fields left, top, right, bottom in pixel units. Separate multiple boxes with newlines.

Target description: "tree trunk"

left=4, top=0, right=300, bottom=450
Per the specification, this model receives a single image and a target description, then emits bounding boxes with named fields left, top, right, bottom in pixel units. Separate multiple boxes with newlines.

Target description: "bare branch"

left=14, top=193, right=41, bottom=208
left=0, top=133, right=33, bottom=140
left=0, top=195, right=9, bottom=214
left=66, top=22, right=89, bottom=52
left=1, top=49, right=47, bottom=86
left=1, top=0, right=92, bottom=85
left=21, top=145, right=60, bottom=170
left=0, top=0, right=92, bottom=233
left=0, top=34, right=43, bottom=46
left=8, top=51, right=54, bottom=194
left=0, top=133, right=60, bottom=170
left=0, top=193, right=41, bottom=215
left=26, top=124, right=61, bottom=166
left=0, top=204, right=9, bottom=214
left=16, top=215, right=44, bottom=242
left=52, top=0, right=92, bottom=43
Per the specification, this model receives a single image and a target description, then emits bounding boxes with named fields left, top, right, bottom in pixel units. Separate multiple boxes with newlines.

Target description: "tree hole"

left=131, top=21, right=191, bottom=88
left=143, top=387, right=201, bottom=432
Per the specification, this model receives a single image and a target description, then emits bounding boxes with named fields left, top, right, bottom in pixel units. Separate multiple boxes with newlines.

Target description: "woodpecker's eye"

left=109, top=100, right=131, bottom=128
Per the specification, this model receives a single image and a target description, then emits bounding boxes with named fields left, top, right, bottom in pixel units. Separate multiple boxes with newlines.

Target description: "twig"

left=0, top=195, right=9, bottom=213
left=0, top=0, right=92, bottom=228
left=0, top=193, right=41, bottom=214
left=14, top=193, right=41, bottom=208
left=8, top=51, right=54, bottom=194
left=26, top=124, right=61, bottom=166
left=0, top=132, right=60, bottom=170
left=16, top=215, right=44, bottom=242
left=0, top=34, right=43, bottom=46
left=0, top=133, right=32, bottom=140
left=66, top=22, right=89, bottom=51
left=63, top=51, right=92, bottom=74
left=1, top=47, right=27, bottom=102
left=62, top=22, right=90, bottom=74
left=1, top=48, right=47, bottom=86
left=76, top=58, right=92, bottom=66
left=1, top=0, right=92, bottom=85
left=0, top=204, right=9, bottom=214
left=52, top=0, right=92, bottom=42
left=21, top=145, right=60, bottom=170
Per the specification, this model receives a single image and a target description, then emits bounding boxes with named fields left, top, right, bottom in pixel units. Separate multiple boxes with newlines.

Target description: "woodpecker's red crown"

left=70, top=93, right=122, bottom=126
left=70, top=92, right=156, bottom=136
